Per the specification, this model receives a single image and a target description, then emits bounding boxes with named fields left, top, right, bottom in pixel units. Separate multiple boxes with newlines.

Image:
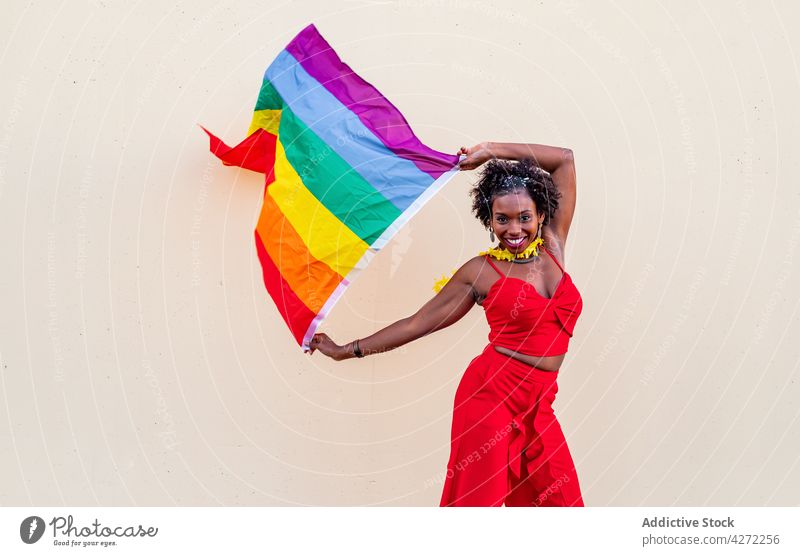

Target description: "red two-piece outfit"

left=439, top=246, right=584, bottom=507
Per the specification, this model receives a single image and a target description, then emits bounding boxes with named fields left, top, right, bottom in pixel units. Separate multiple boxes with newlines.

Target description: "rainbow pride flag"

left=202, top=24, right=460, bottom=351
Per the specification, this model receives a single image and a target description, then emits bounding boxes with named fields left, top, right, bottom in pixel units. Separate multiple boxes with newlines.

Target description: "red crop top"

left=482, top=247, right=583, bottom=357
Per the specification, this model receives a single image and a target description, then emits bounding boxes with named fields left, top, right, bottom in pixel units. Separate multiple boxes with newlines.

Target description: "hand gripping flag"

left=202, top=24, right=461, bottom=351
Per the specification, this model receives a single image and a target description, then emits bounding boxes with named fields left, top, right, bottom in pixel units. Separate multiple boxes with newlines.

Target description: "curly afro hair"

left=469, top=158, right=561, bottom=229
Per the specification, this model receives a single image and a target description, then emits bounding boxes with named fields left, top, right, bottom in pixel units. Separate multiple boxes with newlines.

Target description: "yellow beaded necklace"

left=432, top=237, right=544, bottom=293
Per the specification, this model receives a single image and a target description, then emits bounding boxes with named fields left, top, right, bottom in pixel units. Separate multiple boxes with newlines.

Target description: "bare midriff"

left=493, top=346, right=565, bottom=372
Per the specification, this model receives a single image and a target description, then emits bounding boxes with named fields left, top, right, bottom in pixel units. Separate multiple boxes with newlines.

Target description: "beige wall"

left=1, top=0, right=798, bottom=506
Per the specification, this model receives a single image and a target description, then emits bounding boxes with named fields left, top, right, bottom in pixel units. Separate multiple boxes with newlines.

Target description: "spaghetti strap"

left=484, top=256, right=505, bottom=278
left=543, top=246, right=565, bottom=273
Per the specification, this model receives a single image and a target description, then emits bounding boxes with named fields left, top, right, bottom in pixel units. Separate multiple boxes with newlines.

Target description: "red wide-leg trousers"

left=439, top=343, right=584, bottom=507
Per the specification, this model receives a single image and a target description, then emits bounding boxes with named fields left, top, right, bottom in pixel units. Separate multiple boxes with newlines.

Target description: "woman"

left=308, top=141, right=583, bottom=507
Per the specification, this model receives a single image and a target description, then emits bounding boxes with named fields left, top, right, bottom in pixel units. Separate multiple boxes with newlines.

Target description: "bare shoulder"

left=461, top=255, right=491, bottom=282
left=443, top=255, right=490, bottom=293
left=462, top=254, right=500, bottom=301
left=542, top=234, right=567, bottom=266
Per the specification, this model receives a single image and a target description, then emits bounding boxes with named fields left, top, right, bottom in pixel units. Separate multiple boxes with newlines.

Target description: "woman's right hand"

left=308, top=333, right=350, bottom=361
left=457, top=142, right=494, bottom=170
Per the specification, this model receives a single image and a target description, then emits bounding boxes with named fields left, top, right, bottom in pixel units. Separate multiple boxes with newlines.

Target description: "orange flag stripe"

left=256, top=188, right=343, bottom=314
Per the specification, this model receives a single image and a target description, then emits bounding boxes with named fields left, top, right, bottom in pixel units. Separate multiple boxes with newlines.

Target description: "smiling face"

left=491, top=189, right=545, bottom=252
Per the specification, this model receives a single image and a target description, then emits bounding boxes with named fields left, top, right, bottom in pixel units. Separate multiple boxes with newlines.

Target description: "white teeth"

left=507, top=237, right=525, bottom=245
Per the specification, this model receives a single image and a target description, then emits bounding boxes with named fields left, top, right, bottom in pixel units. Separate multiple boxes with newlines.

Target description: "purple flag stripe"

left=285, top=24, right=458, bottom=179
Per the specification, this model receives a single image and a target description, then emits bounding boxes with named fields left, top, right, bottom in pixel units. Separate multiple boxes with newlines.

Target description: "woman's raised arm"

left=459, top=141, right=577, bottom=243
left=308, top=260, right=479, bottom=360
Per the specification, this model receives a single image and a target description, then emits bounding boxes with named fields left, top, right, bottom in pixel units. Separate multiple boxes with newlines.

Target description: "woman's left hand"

left=457, top=142, right=494, bottom=170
